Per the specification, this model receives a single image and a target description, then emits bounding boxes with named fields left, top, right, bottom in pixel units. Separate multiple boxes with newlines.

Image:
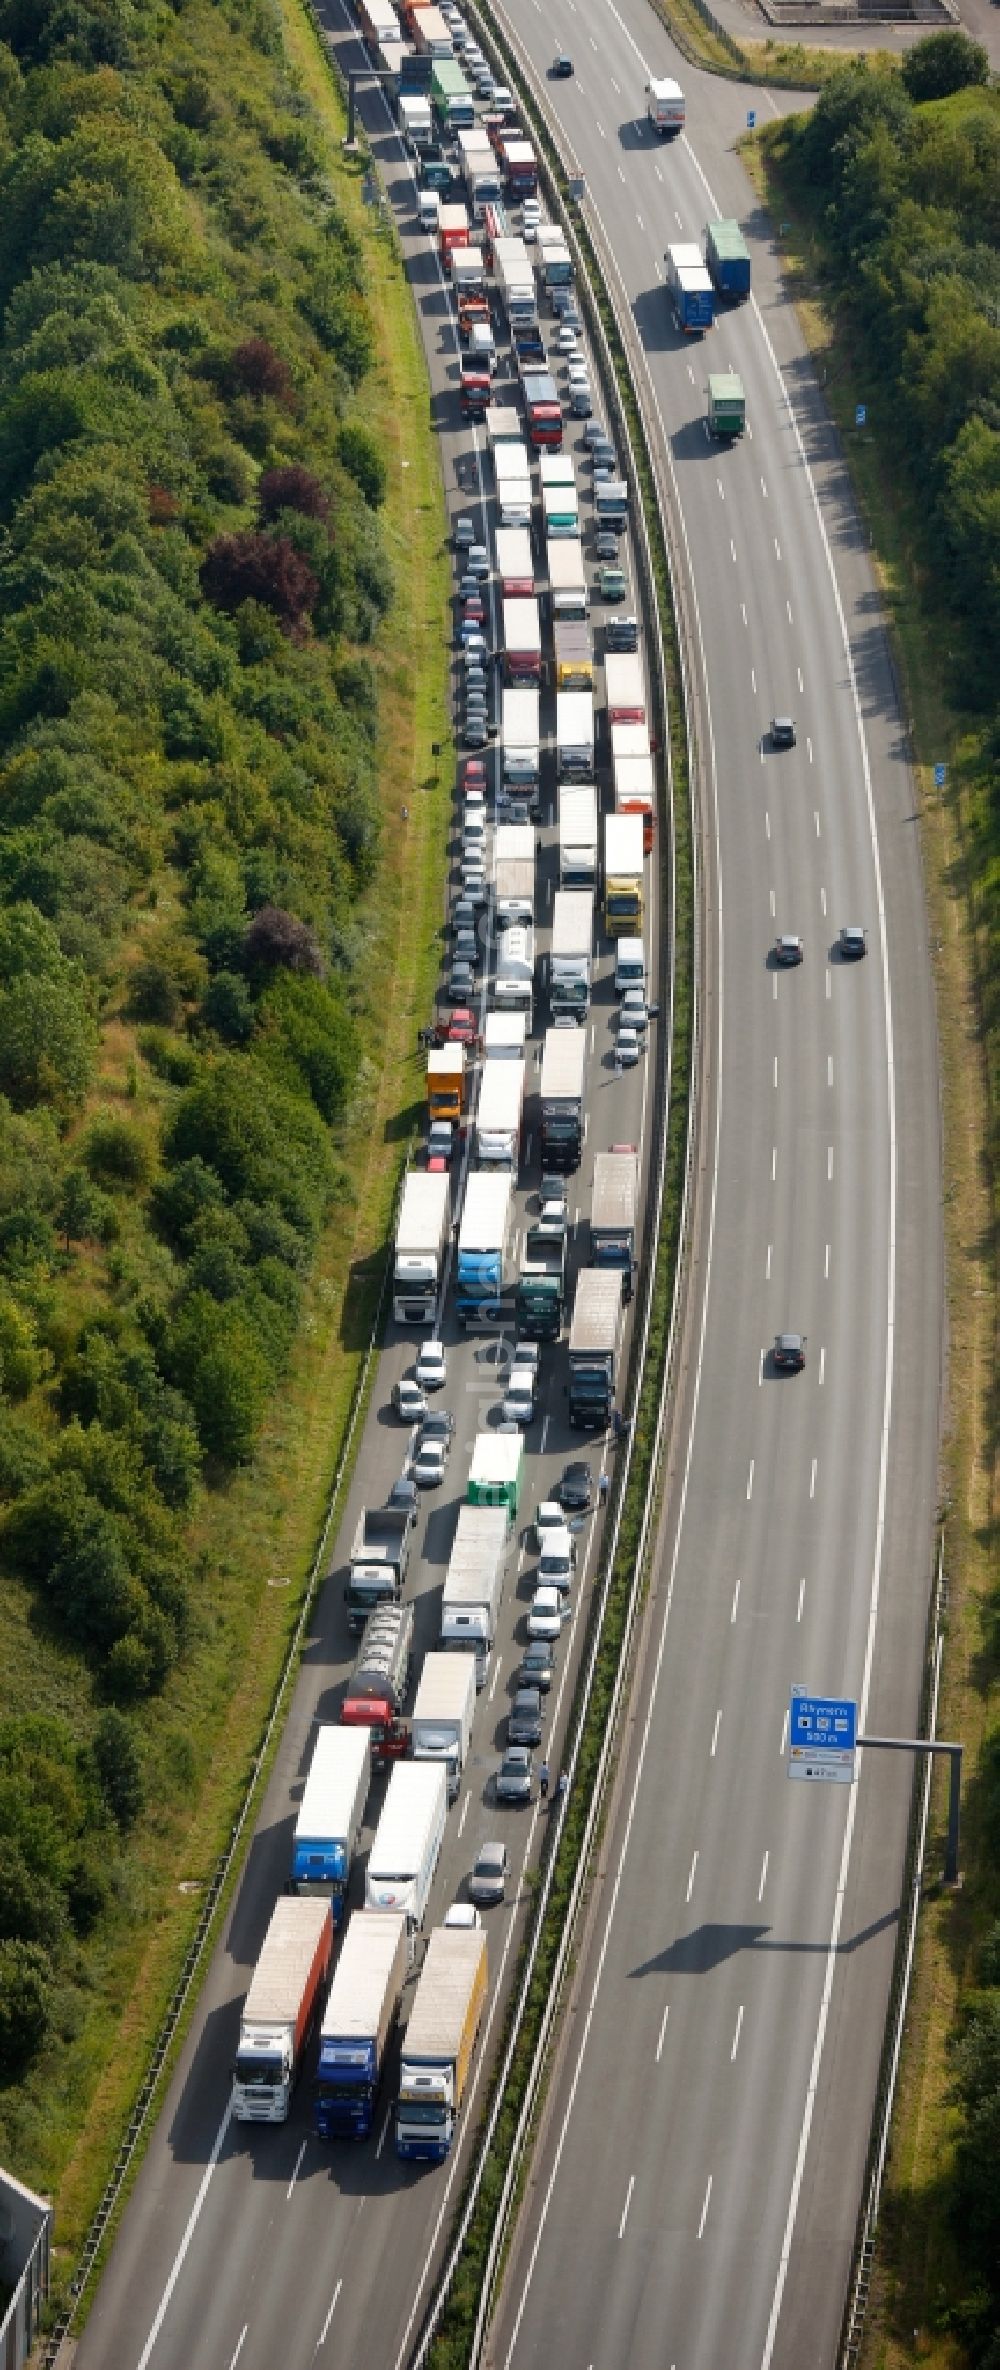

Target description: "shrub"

left=258, top=463, right=329, bottom=523
left=244, top=903, right=324, bottom=977
left=84, top=1117, right=155, bottom=1190
left=200, top=531, right=319, bottom=630
left=901, top=28, right=990, bottom=102
left=226, top=335, right=294, bottom=404
left=201, top=970, right=254, bottom=1045
left=92, top=1709, right=144, bottom=1829
left=0, top=1938, right=50, bottom=2073
left=337, top=422, right=388, bottom=509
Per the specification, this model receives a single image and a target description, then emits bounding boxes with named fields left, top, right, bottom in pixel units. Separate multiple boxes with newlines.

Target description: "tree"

left=57, top=1166, right=104, bottom=1249
left=0, top=1938, right=50, bottom=2072
left=337, top=422, right=387, bottom=509
left=0, top=970, right=96, bottom=1108
left=258, top=464, right=329, bottom=524
left=227, top=337, right=294, bottom=404
left=92, top=1708, right=144, bottom=1828
left=201, top=970, right=254, bottom=1045
left=200, top=532, right=318, bottom=631
left=902, top=29, right=989, bottom=103
left=244, top=904, right=324, bottom=977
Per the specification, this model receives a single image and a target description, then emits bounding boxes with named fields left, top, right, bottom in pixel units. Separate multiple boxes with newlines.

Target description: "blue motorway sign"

left=747, top=109, right=756, bottom=128
left=787, top=1686, right=857, bottom=1785
left=934, top=763, right=947, bottom=789
left=855, top=404, right=867, bottom=428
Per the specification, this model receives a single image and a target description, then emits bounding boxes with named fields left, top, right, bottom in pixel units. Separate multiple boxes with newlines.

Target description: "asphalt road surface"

left=481, top=6, right=942, bottom=2370
left=71, top=20, right=667, bottom=2370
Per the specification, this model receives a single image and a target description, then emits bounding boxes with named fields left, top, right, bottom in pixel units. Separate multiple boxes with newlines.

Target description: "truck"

left=396, top=1927, right=488, bottom=2160
left=704, top=218, right=751, bottom=301
left=411, top=1652, right=476, bottom=1800
left=313, top=1910, right=409, bottom=2140
left=646, top=74, right=685, bottom=134
left=604, top=652, right=646, bottom=726
left=399, top=91, right=433, bottom=148
left=359, top=0, right=401, bottom=51
left=540, top=1025, right=587, bottom=1169
left=440, top=1501, right=508, bottom=1676
left=426, top=1041, right=467, bottom=1123
left=340, top=1601, right=414, bottom=1759
left=591, top=1147, right=639, bottom=1303
left=537, top=225, right=572, bottom=288
left=665, top=242, right=715, bottom=335
left=503, top=597, right=542, bottom=682
left=232, top=1898, right=333, bottom=2123
left=556, top=690, right=595, bottom=781
left=290, top=1726, right=371, bottom=1919
left=439, top=201, right=470, bottom=268
left=451, top=244, right=486, bottom=300
left=707, top=371, right=746, bottom=439
left=457, top=127, right=501, bottom=213
left=520, top=369, right=562, bottom=449
left=430, top=55, right=474, bottom=130
left=485, top=403, right=523, bottom=449
left=500, top=686, right=540, bottom=814
left=515, top=1231, right=567, bottom=1340
left=412, top=4, right=453, bottom=56
left=559, top=783, right=599, bottom=890
left=483, top=1011, right=527, bottom=1060
left=493, top=856, right=534, bottom=928
left=495, top=242, right=536, bottom=331
left=473, top=1055, right=525, bottom=1169
left=550, top=891, right=594, bottom=1023
left=612, top=733, right=655, bottom=853
left=554, top=619, right=593, bottom=689
left=499, top=135, right=538, bottom=194
left=548, top=538, right=588, bottom=623
left=493, top=920, right=534, bottom=1021
left=493, top=441, right=532, bottom=530
left=542, top=480, right=579, bottom=542
left=568, top=1267, right=623, bottom=1431
left=455, top=1169, right=513, bottom=1323
left=468, top=1432, right=522, bottom=1521
left=495, top=526, right=534, bottom=597
left=460, top=365, right=492, bottom=422
left=603, top=811, right=645, bottom=938
left=394, top=1169, right=451, bottom=1325
left=344, top=1503, right=412, bottom=1634
left=365, top=1761, right=448, bottom=1928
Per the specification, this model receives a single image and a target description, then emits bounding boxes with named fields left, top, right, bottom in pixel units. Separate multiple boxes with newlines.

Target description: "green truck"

left=514, top=1229, right=567, bottom=1341
left=467, top=1431, right=522, bottom=1523
left=707, top=372, right=746, bottom=439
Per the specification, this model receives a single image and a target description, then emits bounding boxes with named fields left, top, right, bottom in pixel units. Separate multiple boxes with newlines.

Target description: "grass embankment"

left=646, top=0, right=893, bottom=90
left=0, top=0, right=449, bottom=2314
left=750, top=88, right=997, bottom=2370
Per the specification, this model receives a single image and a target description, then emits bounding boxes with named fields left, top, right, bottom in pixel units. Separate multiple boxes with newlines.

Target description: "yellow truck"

left=395, top=1926, right=488, bottom=2159
left=426, top=1042, right=467, bottom=1124
left=553, top=619, right=594, bottom=690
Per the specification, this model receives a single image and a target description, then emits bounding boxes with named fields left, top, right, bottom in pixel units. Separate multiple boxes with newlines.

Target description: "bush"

left=901, top=28, right=989, bottom=102
left=244, top=903, right=324, bottom=977
left=92, top=1709, right=144, bottom=1829
left=84, top=1117, right=155, bottom=1190
left=0, top=969, right=96, bottom=1108
left=200, top=531, right=319, bottom=630
left=337, top=422, right=388, bottom=509
left=0, top=1938, right=50, bottom=2073
left=258, top=464, right=329, bottom=523
left=227, top=335, right=294, bottom=404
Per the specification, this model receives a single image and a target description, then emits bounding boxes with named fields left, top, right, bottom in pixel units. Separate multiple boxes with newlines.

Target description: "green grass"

left=14, top=0, right=452, bottom=2321
left=646, top=0, right=896, bottom=88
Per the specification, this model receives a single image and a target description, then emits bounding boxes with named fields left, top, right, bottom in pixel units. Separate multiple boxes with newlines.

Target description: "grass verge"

left=38, top=0, right=452, bottom=2320
left=646, top=0, right=894, bottom=89
left=747, top=124, right=996, bottom=2370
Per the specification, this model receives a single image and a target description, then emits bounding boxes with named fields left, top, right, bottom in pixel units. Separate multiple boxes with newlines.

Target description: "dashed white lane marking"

left=228, top=2331, right=248, bottom=2370
left=731, top=1576, right=741, bottom=1623
left=286, top=2141, right=307, bottom=2199
left=797, top=1576, right=805, bottom=1623
left=711, top=1709, right=722, bottom=1757
left=656, top=2001, right=670, bottom=2062
left=698, top=2176, right=713, bottom=2240
left=731, top=2006, right=744, bottom=2060
left=686, top=1850, right=699, bottom=1902
left=758, top=1850, right=769, bottom=1902
left=810, top=1459, right=817, bottom=1499
left=619, top=2175, right=635, bottom=2238
left=747, top=1460, right=754, bottom=1501
left=317, top=2282, right=343, bottom=2351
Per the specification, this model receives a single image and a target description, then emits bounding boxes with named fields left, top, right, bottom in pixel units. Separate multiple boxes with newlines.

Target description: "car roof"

left=476, top=1840, right=506, bottom=1866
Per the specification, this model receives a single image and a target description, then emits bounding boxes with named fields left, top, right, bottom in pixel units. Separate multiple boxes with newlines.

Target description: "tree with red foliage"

left=244, top=906, right=325, bottom=978
left=228, top=337, right=294, bottom=405
left=258, top=464, right=329, bottom=525
left=200, top=532, right=318, bottom=630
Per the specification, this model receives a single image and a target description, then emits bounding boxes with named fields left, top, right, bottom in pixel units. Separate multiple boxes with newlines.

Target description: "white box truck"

left=440, top=1501, right=508, bottom=1679
left=393, top=1169, right=451, bottom=1325
left=411, top=1652, right=477, bottom=1801
left=548, top=537, right=588, bottom=622
left=493, top=921, right=534, bottom=1021
left=483, top=1011, right=528, bottom=1061
left=365, top=1761, right=448, bottom=1929
left=501, top=685, right=540, bottom=812
left=232, top=1898, right=333, bottom=2123
left=550, top=889, right=594, bottom=1022
left=474, top=1056, right=525, bottom=1169
left=556, top=690, right=595, bottom=780
left=455, top=1169, right=513, bottom=1324
left=495, top=526, right=535, bottom=596
left=646, top=74, right=685, bottom=134
left=558, top=783, right=599, bottom=890
left=396, top=1926, right=488, bottom=2160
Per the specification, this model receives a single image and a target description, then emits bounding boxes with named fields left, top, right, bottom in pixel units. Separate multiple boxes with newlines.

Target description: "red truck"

left=461, top=367, right=492, bottom=421
left=439, top=202, right=470, bottom=270
left=340, top=1602, right=414, bottom=1767
left=520, top=369, right=563, bottom=450
left=232, top=1898, right=334, bottom=2123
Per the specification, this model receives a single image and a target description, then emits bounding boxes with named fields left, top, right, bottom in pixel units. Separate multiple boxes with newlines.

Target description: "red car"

left=447, top=1008, right=479, bottom=1047
left=463, top=758, right=487, bottom=795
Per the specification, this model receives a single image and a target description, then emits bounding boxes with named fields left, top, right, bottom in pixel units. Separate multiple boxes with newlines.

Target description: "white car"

left=620, top=988, right=649, bottom=1036
left=392, top=1377, right=427, bottom=1423
left=533, top=1499, right=565, bottom=1553
left=556, top=324, right=580, bottom=354
left=616, top=1023, right=640, bottom=1069
left=444, top=1901, right=482, bottom=1928
left=415, top=1339, right=447, bottom=1391
left=412, top=1438, right=447, bottom=1489
left=566, top=363, right=590, bottom=389
left=500, top=1366, right=536, bottom=1427
left=528, top=1585, right=566, bottom=1639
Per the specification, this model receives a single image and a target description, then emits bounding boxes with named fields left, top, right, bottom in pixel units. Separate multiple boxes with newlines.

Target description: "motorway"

left=70, top=20, right=666, bottom=2370
left=480, top=6, right=943, bottom=2370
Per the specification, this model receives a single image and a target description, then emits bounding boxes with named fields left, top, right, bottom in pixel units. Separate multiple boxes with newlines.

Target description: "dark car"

left=594, top=534, right=622, bottom=566
left=557, top=1459, right=594, bottom=1513
left=464, top=714, right=489, bottom=748
left=605, top=615, right=639, bottom=652
left=447, top=961, right=476, bottom=1002
left=582, top=418, right=608, bottom=448
left=552, top=52, right=574, bottom=75
left=774, top=933, right=804, bottom=967
left=453, top=929, right=479, bottom=969
left=773, top=1332, right=806, bottom=1373
left=839, top=925, right=868, bottom=960
left=508, top=1686, right=544, bottom=1747
left=387, top=1475, right=419, bottom=1527
left=418, top=1406, right=456, bottom=1449
left=517, top=1639, right=554, bottom=1694
left=496, top=1745, right=534, bottom=1803
left=426, top=1119, right=456, bottom=1168
left=467, top=1839, right=509, bottom=1906
left=770, top=715, right=796, bottom=750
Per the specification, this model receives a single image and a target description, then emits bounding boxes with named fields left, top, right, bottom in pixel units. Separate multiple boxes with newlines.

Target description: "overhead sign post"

left=787, top=1686, right=857, bottom=1784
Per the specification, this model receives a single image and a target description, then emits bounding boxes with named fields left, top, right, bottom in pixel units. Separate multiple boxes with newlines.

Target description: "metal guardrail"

left=41, top=1234, right=398, bottom=2367
left=838, top=1532, right=947, bottom=2367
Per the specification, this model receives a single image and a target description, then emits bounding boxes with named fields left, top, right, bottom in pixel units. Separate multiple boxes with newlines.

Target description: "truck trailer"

left=340, top=1601, right=414, bottom=1759
left=455, top=1169, right=513, bottom=1323
left=665, top=242, right=714, bottom=334
left=344, top=1503, right=412, bottom=1633
left=547, top=538, right=588, bottom=623
left=365, top=1761, right=448, bottom=1928
left=568, top=1267, right=623, bottom=1431
left=314, top=1910, right=409, bottom=2140
left=590, top=1147, right=639, bottom=1303
left=556, top=690, right=595, bottom=781
left=554, top=619, right=593, bottom=689
left=604, top=652, right=646, bottom=726
left=492, top=921, right=534, bottom=1021
left=503, top=598, right=542, bottom=683
left=483, top=1011, right=527, bottom=1061
left=540, top=1025, right=587, bottom=1171
left=520, top=368, right=562, bottom=449
left=603, top=811, right=645, bottom=938
left=290, top=1726, right=371, bottom=1919
left=232, top=1898, right=333, bottom=2123
left=704, top=218, right=751, bottom=300
left=473, top=1055, right=525, bottom=1169
left=440, top=1501, right=508, bottom=1678
left=495, top=526, right=535, bottom=597
left=393, top=1169, right=451, bottom=1325
left=559, top=783, right=599, bottom=890
left=411, top=1652, right=477, bottom=1800
left=549, top=890, right=594, bottom=1023
left=396, top=1927, right=488, bottom=2160
left=468, top=1430, right=522, bottom=1521
left=500, top=687, right=540, bottom=811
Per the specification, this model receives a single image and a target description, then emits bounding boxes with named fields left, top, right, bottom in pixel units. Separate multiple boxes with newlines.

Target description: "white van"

left=614, top=936, right=646, bottom=996
left=418, top=188, right=441, bottom=233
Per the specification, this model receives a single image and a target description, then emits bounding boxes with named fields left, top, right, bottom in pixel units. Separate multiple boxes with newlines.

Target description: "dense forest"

left=0, top=0, right=401, bottom=2137
left=776, top=32, right=1000, bottom=2367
